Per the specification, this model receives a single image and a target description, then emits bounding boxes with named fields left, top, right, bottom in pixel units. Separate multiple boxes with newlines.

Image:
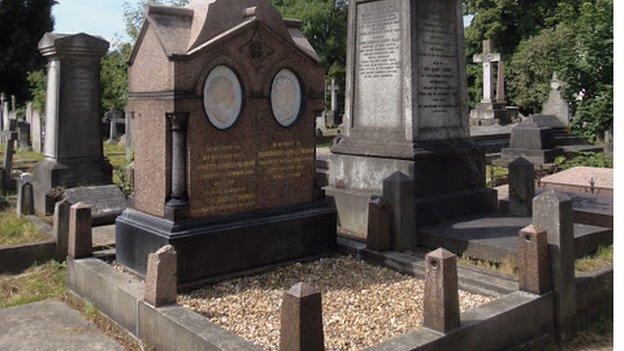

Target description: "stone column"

left=508, top=157, right=535, bottom=216
left=68, top=202, right=93, bottom=259
left=518, top=225, right=551, bottom=295
left=144, top=245, right=178, bottom=307
left=533, top=190, right=576, bottom=341
left=165, top=112, right=189, bottom=220
left=280, top=283, right=325, bottom=351
left=423, top=248, right=461, bottom=334
left=34, top=33, right=112, bottom=215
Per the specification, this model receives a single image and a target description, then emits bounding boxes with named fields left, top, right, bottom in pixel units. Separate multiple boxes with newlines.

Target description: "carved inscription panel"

left=416, top=0, right=462, bottom=129
left=354, top=0, right=402, bottom=129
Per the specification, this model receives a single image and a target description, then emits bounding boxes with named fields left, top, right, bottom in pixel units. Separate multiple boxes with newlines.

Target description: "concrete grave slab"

left=0, top=300, right=123, bottom=351
left=419, top=214, right=612, bottom=263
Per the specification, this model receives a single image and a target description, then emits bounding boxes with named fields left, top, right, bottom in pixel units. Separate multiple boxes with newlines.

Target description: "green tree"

left=101, top=43, right=133, bottom=112
left=27, top=70, right=46, bottom=112
left=123, top=0, right=190, bottom=41
left=0, top=0, right=56, bottom=103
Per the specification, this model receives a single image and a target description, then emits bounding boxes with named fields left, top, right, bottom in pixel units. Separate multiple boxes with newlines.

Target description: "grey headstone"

left=17, top=173, right=34, bottom=217
left=542, top=73, right=570, bottom=127
left=53, top=199, right=72, bottom=261
left=508, top=157, right=535, bottom=216
left=533, top=189, right=577, bottom=341
left=63, top=185, right=128, bottom=226
left=423, top=248, right=460, bottom=334
left=383, top=171, right=416, bottom=251
left=17, top=121, right=30, bottom=151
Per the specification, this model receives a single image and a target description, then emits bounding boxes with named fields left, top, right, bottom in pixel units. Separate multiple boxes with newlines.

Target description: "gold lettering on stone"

left=258, top=141, right=314, bottom=180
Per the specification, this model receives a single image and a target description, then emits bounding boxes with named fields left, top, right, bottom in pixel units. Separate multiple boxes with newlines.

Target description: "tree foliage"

left=101, top=43, right=133, bottom=112
left=0, top=0, right=56, bottom=103
left=123, top=0, right=190, bottom=41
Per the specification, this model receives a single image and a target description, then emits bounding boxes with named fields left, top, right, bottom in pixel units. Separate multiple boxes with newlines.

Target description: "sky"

left=52, top=0, right=131, bottom=44
left=53, top=1, right=474, bottom=46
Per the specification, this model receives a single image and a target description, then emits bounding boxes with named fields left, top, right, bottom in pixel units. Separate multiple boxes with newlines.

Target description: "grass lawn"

left=0, top=261, right=66, bottom=309
left=576, top=246, right=613, bottom=273
left=0, top=144, right=44, bottom=163
left=0, top=209, right=50, bottom=248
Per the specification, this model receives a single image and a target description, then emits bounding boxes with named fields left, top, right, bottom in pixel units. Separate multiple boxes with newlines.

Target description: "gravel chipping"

left=180, top=256, right=494, bottom=350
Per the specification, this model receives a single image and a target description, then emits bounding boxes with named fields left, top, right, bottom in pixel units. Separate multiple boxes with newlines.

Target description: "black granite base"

left=33, top=158, right=113, bottom=215
left=116, top=203, right=337, bottom=285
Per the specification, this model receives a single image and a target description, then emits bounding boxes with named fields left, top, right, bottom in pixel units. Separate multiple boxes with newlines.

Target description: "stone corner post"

left=423, top=248, right=461, bottom=334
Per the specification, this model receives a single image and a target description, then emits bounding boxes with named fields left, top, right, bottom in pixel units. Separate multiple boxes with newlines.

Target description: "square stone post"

left=518, top=225, right=551, bottom=295
left=423, top=248, right=460, bottom=334
left=68, top=202, right=92, bottom=259
left=53, top=199, right=72, bottom=261
left=508, top=157, right=535, bottom=216
left=165, top=112, right=189, bottom=221
left=383, top=172, right=416, bottom=251
left=533, top=189, right=576, bottom=341
left=367, top=196, right=392, bottom=252
left=280, top=283, right=325, bottom=351
left=144, top=245, right=178, bottom=307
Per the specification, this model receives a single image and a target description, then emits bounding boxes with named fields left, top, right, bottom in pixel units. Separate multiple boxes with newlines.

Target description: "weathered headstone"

left=508, top=157, right=535, bottom=216
left=366, top=196, right=392, bottom=252
left=53, top=199, right=72, bottom=261
left=33, top=33, right=113, bottom=215
left=542, top=73, right=570, bottom=127
left=17, top=121, right=31, bottom=151
left=533, top=190, right=577, bottom=341
left=144, top=245, right=178, bottom=307
left=17, top=173, right=35, bottom=217
left=9, top=95, right=16, bottom=120
left=63, top=185, right=128, bottom=226
left=31, top=110, right=43, bottom=153
left=327, top=0, right=496, bottom=239
left=68, top=202, right=93, bottom=259
left=500, top=115, right=565, bottom=166
left=470, top=40, right=518, bottom=126
left=280, top=282, right=325, bottom=351
left=0, top=93, right=6, bottom=132
left=517, top=225, right=551, bottom=295
left=25, top=102, right=33, bottom=124
left=116, top=0, right=336, bottom=284
left=2, top=124, right=17, bottom=189
left=423, top=248, right=460, bottom=334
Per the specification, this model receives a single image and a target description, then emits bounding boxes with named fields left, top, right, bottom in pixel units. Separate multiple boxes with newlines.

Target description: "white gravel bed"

left=180, top=256, right=494, bottom=351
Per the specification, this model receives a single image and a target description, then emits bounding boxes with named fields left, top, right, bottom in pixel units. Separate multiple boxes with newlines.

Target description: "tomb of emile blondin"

left=326, top=0, right=497, bottom=243
left=116, top=0, right=336, bottom=284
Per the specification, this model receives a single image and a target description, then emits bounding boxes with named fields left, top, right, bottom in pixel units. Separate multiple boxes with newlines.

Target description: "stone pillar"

left=383, top=172, right=416, bottom=251
left=10, top=95, right=16, bottom=118
left=367, top=196, right=392, bottom=252
left=518, top=225, right=551, bottom=295
left=0, top=93, right=6, bottom=132
left=2, top=129, right=16, bottom=189
left=280, top=283, right=324, bottom=351
left=17, top=173, right=34, bottom=217
left=17, top=121, right=31, bottom=151
left=68, top=202, right=93, bottom=259
left=496, top=61, right=506, bottom=104
left=165, top=112, right=189, bottom=220
left=508, top=157, right=535, bottom=216
left=533, top=190, right=576, bottom=341
left=423, top=248, right=460, bottom=334
left=34, top=33, right=112, bottom=215
left=53, top=199, right=72, bottom=261
left=107, top=118, right=118, bottom=144
left=144, top=245, right=178, bottom=307
left=31, top=110, right=42, bottom=153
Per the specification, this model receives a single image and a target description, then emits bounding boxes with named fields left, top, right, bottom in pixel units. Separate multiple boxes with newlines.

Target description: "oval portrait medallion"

left=203, top=65, right=243, bottom=130
left=271, top=69, right=302, bottom=127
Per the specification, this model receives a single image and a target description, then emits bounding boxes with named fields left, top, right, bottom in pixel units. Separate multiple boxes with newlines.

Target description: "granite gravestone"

left=33, top=33, right=113, bottom=215
left=500, top=115, right=565, bottom=166
left=116, top=0, right=336, bottom=284
left=542, top=73, right=570, bottom=127
left=327, top=0, right=496, bottom=241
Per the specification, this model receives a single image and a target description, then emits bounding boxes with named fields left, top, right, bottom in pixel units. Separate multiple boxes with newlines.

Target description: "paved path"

left=0, top=300, right=124, bottom=351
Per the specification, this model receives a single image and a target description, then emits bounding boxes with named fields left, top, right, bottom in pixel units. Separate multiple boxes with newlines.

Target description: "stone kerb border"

left=0, top=215, right=56, bottom=274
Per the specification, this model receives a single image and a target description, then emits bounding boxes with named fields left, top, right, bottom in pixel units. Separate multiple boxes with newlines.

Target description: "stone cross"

left=473, top=40, right=501, bottom=104
left=144, top=245, right=178, bottom=307
left=423, top=248, right=460, bottom=334
left=280, top=282, right=325, bottom=351
left=327, top=79, right=339, bottom=113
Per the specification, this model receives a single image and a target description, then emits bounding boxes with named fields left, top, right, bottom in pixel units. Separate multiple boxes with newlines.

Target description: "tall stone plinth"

left=34, top=33, right=112, bottom=215
left=326, top=0, right=497, bottom=242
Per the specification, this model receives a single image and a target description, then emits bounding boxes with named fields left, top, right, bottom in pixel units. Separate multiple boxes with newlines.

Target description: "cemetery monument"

left=542, top=73, right=571, bottom=127
left=326, top=0, right=497, bottom=240
left=33, top=33, right=113, bottom=215
left=116, top=0, right=336, bottom=284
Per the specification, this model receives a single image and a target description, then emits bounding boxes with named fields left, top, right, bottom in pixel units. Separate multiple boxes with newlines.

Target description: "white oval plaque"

left=203, top=65, right=242, bottom=130
left=271, top=69, right=302, bottom=127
